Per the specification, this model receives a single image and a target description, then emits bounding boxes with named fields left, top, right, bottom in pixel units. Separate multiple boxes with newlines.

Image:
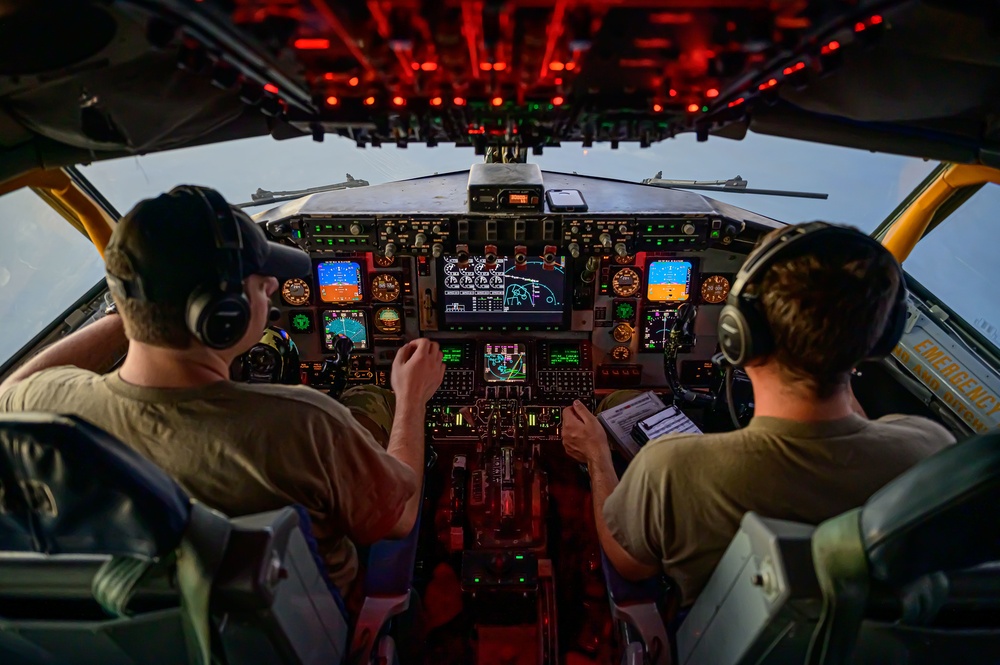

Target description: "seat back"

left=0, top=413, right=348, bottom=665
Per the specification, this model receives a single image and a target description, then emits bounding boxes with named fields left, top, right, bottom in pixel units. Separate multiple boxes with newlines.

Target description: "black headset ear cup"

left=719, top=301, right=773, bottom=367
left=867, top=278, right=908, bottom=359
left=186, top=286, right=251, bottom=350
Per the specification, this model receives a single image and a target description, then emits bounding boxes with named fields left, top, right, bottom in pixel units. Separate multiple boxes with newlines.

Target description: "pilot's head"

left=104, top=185, right=310, bottom=357
left=724, top=222, right=904, bottom=398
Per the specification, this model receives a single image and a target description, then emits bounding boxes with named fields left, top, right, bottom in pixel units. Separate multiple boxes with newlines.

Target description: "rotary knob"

left=614, top=242, right=629, bottom=257
left=350, top=222, right=363, bottom=236
left=568, top=242, right=581, bottom=258
left=599, top=233, right=612, bottom=249
left=414, top=233, right=427, bottom=247
left=384, top=242, right=397, bottom=259
left=682, top=222, right=696, bottom=235
left=431, top=243, right=444, bottom=258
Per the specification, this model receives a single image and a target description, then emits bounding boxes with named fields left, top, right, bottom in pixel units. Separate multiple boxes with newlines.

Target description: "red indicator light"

left=669, top=88, right=678, bottom=97
left=565, top=61, right=576, bottom=70
left=821, top=40, right=841, bottom=55
left=294, top=38, right=330, bottom=50
left=783, top=61, right=807, bottom=76
left=552, top=96, right=564, bottom=106
left=758, top=78, right=778, bottom=91
left=392, top=96, right=406, bottom=106
left=493, top=62, right=507, bottom=71
left=325, top=96, right=339, bottom=106
left=323, top=72, right=334, bottom=81
left=263, top=83, right=279, bottom=94
left=652, top=103, right=663, bottom=112
left=480, top=62, right=493, bottom=71
left=348, top=77, right=359, bottom=87
left=364, top=96, right=376, bottom=106
left=454, top=96, right=467, bottom=106
left=687, top=103, right=699, bottom=112
left=706, top=88, right=719, bottom=98
left=554, top=77, right=563, bottom=85
left=855, top=22, right=867, bottom=32
left=727, top=97, right=745, bottom=108
left=430, top=96, right=443, bottom=106
left=870, top=15, right=883, bottom=25
left=421, top=62, right=438, bottom=72
left=491, top=96, right=504, bottom=107
left=411, top=62, right=420, bottom=71
left=549, top=61, right=565, bottom=71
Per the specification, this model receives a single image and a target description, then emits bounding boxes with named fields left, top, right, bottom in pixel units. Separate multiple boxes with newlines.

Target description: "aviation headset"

left=106, top=185, right=252, bottom=350
left=717, top=221, right=908, bottom=367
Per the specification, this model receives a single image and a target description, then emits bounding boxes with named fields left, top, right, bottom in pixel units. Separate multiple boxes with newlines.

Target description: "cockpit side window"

left=905, top=183, right=1000, bottom=355
left=0, top=188, right=106, bottom=365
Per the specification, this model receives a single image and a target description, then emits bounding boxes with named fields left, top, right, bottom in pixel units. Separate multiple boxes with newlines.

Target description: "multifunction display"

left=484, top=343, right=528, bottom=383
left=441, top=344, right=465, bottom=366
left=322, top=309, right=368, bottom=350
left=317, top=260, right=363, bottom=303
left=641, top=308, right=680, bottom=352
left=548, top=343, right=581, bottom=366
left=647, top=260, right=692, bottom=302
left=441, top=256, right=567, bottom=327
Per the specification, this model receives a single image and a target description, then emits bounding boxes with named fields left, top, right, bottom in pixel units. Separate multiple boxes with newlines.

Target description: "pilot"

left=561, top=222, right=955, bottom=611
left=0, top=185, right=445, bottom=600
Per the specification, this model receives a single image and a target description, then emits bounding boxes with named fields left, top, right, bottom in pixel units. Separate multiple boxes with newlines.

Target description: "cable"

left=725, top=365, right=742, bottom=429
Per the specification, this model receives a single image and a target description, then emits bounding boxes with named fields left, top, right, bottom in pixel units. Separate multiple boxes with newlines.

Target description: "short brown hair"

left=105, top=248, right=193, bottom=349
left=751, top=225, right=901, bottom=397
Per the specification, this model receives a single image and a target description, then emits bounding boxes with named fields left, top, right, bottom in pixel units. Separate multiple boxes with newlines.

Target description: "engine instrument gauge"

left=371, top=274, right=401, bottom=302
left=614, top=254, right=635, bottom=265
left=612, top=268, right=640, bottom=298
left=612, top=322, right=634, bottom=343
left=700, top=275, right=731, bottom=304
left=611, top=345, right=632, bottom=361
left=281, top=278, right=311, bottom=306
left=374, top=255, right=396, bottom=268
left=374, top=306, right=402, bottom=335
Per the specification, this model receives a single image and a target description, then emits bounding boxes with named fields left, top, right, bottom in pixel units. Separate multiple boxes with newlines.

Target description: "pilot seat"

left=0, top=412, right=349, bottom=665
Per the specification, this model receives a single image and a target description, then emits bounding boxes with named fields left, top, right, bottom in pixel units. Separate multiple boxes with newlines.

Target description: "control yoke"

left=324, top=334, right=355, bottom=399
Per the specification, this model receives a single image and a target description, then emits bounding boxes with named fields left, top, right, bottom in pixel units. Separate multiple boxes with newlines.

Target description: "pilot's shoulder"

left=225, top=382, right=353, bottom=421
left=632, top=428, right=742, bottom=467
left=871, top=413, right=957, bottom=445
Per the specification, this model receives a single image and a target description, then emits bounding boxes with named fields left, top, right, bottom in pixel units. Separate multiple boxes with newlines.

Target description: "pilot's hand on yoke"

left=561, top=400, right=611, bottom=466
left=391, top=338, right=446, bottom=407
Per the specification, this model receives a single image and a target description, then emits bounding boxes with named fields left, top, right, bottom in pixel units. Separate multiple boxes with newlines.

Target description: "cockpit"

left=2, top=1, right=1000, bottom=665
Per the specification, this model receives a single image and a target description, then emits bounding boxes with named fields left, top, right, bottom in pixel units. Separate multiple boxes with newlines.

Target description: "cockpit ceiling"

left=0, top=0, right=998, bottom=175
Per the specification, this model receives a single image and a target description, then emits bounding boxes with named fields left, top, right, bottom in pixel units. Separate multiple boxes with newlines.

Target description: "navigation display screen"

left=317, top=260, right=363, bottom=303
left=549, top=343, right=581, bottom=366
left=484, top=343, right=528, bottom=383
left=647, top=260, right=693, bottom=302
left=441, top=344, right=465, bottom=366
left=322, top=309, right=368, bottom=350
left=440, top=256, right=567, bottom=328
left=641, top=308, right=680, bottom=352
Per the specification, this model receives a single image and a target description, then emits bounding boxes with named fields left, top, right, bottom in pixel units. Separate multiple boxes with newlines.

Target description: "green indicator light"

left=646, top=226, right=653, bottom=232
left=474, top=578, right=480, bottom=583
left=515, top=555, right=524, bottom=560
left=702, top=106, right=709, bottom=112
left=710, top=230, right=721, bottom=239
left=519, top=577, right=526, bottom=583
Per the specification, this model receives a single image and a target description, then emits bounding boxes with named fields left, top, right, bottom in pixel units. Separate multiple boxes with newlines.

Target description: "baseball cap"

left=105, top=185, right=310, bottom=303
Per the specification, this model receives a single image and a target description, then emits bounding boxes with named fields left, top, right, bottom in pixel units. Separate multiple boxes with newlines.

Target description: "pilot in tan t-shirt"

left=604, top=413, right=955, bottom=604
left=0, top=365, right=414, bottom=594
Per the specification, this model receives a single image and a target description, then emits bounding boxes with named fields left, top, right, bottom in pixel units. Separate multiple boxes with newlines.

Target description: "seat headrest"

left=861, top=431, right=1000, bottom=586
left=0, top=413, right=191, bottom=558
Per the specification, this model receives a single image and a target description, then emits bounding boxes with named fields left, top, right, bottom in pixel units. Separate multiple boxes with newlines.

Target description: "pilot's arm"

left=562, top=401, right=661, bottom=581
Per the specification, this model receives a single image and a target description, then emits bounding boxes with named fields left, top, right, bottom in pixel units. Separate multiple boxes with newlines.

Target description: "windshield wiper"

left=642, top=173, right=828, bottom=200
left=235, top=174, right=370, bottom=208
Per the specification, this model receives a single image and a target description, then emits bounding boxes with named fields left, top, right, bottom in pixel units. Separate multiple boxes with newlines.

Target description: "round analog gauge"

left=281, top=278, right=311, bottom=306
left=371, top=274, right=401, bottom=302
left=611, top=345, right=632, bottom=361
left=701, top=275, right=731, bottom=304
left=612, top=322, right=634, bottom=343
left=612, top=268, right=640, bottom=298
left=374, top=255, right=396, bottom=268
left=374, top=307, right=403, bottom=335
left=614, top=254, right=635, bottom=265
left=614, top=301, right=636, bottom=322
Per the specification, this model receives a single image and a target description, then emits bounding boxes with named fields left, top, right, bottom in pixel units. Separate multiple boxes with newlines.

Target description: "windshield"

left=82, top=132, right=933, bottom=233
left=0, top=188, right=106, bottom=364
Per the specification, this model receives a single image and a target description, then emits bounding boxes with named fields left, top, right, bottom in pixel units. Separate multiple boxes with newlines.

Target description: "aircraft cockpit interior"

left=2, top=1, right=1000, bottom=665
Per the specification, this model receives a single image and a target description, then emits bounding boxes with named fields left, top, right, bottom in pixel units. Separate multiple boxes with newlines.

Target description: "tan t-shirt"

left=0, top=366, right=416, bottom=594
left=604, top=414, right=955, bottom=605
